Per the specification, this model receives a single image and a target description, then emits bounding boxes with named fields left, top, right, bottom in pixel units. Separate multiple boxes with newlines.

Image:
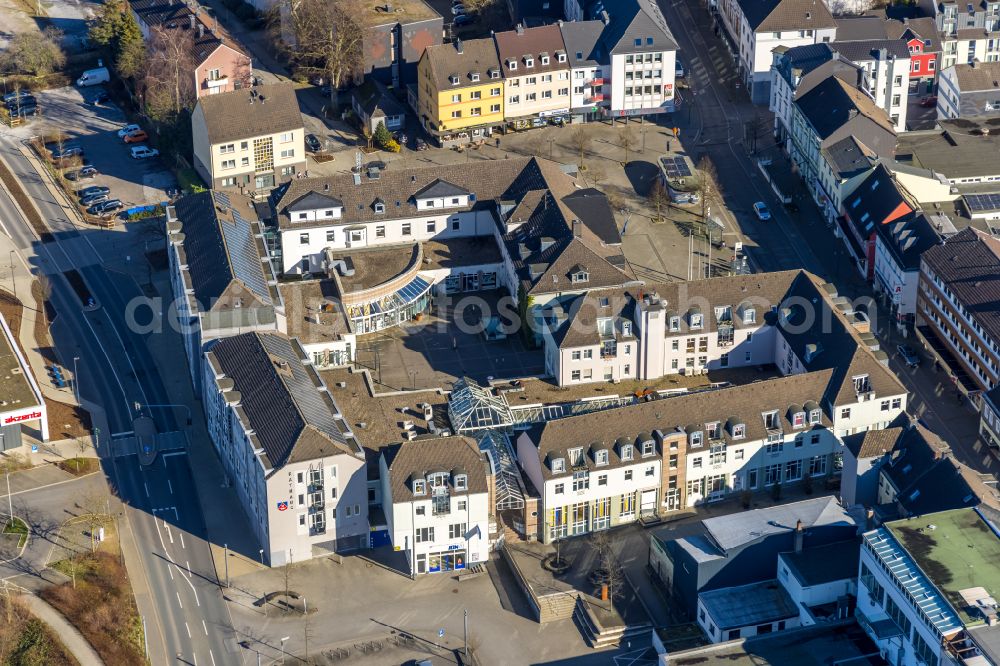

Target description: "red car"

left=123, top=129, right=149, bottom=143
left=919, top=95, right=938, bottom=108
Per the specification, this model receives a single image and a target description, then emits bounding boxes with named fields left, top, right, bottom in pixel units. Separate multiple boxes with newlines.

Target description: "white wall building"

left=380, top=436, right=492, bottom=575
left=203, top=332, right=369, bottom=566
left=829, top=40, right=911, bottom=132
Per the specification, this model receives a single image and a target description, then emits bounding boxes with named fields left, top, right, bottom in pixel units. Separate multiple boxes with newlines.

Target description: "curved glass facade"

left=348, top=275, right=433, bottom=334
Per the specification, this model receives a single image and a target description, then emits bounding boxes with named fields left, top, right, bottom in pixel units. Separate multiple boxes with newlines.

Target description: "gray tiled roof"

left=704, top=497, right=853, bottom=552
left=559, top=19, right=605, bottom=68
left=413, top=178, right=470, bottom=199
left=821, top=136, right=875, bottom=181
left=210, top=332, right=358, bottom=469
left=562, top=188, right=621, bottom=245
left=382, top=436, right=489, bottom=503
left=834, top=16, right=889, bottom=40
left=952, top=61, right=1000, bottom=92
left=173, top=190, right=274, bottom=307
left=896, top=125, right=1000, bottom=181
left=287, top=191, right=343, bottom=213
left=795, top=75, right=895, bottom=139
left=422, top=38, right=501, bottom=91
left=830, top=39, right=911, bottom=63
left=195, top=83, right=302, bottom=145
left=884, top=17, right=941, bottom=52
left=589, top=0, right=677, bottom=55
left=922, top=227, right=1000, bottom=345
left=737, top=0, right=835, bottom=32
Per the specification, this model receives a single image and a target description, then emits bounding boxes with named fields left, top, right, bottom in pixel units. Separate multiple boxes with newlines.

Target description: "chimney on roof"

left=198, top=22, right=204, bottom=38
left=572, top=219, right=582, bottom=237
left=865, top=507, right=875, bottom=531
left=455, top=38, right=463, bottom=54
left=600, top=9, right=610, bottom=24
left=189, top=14, right=196, bottom=30
left=794, top=519, right=804, bottom=554
left=516, top=24, right=524, bottom=35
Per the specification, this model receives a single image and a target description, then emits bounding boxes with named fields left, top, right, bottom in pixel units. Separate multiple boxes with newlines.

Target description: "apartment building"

left=858, top=508, right=1000, bottom=666
left=379, top=436, right=492, bottom=575
left=559, top=19, right=606, bottom=122
left=495, top=24, right=572, bottom=127
left=885, top=17, right=940, bottom=93
left=165, top=192, right=281, bottom=391
left=203, top=332, right=369, bottom=566
left=416, top=38, right=505, bottom=143
left=829, top=40, right=911, bottom=132
left=129, top=0, right=252, bottom=99
left=191, top=84, right=306, bottom=191
left=789, top=75, right=896, bottom=214
left=934, top=0, right=1000, bottom=69
left=917, top=226, right=1000, bottom=398
left=714, top=0, right=837, bottom=104
left=938, top=60, right=1000, bottom=118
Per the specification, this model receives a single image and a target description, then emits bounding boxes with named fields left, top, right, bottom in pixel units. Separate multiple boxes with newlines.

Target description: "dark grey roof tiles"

left=830, top=39, right=912, bottom=63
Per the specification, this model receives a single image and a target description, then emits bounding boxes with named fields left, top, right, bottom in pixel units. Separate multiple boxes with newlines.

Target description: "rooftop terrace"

left=359, top=0, right=438, bottom=27
left=887, top=508, right=1000, bottom=627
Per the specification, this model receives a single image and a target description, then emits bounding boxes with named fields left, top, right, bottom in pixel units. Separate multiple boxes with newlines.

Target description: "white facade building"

left=380, top=436, right=492, bottom=575
left=203, top=332, right=369, bottom=566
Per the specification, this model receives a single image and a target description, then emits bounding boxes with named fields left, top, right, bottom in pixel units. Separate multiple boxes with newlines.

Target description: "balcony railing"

left=432, top=492, right=451, bottom=516
left=588, top=93, right=605, bottom=103
left=589, top=78, right=605, bottom=87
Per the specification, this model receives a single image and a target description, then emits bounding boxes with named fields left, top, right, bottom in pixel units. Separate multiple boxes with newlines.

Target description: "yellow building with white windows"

left=417, top=38, right=504, bottom=143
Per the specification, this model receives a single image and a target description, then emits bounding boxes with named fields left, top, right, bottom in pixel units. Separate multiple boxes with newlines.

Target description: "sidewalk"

left=21, top=592, right=104, bottom=666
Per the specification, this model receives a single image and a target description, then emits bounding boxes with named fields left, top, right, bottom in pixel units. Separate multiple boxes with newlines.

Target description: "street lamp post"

left=9, top=251, right=16, bottom=300
left=280, top=636, right=290, bottom=665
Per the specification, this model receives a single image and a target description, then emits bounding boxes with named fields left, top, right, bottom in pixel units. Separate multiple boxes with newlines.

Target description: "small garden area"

left=42, top=551, right=144, bottom=665
left=0, top=595, right=79, bottom=666
left=4, top=517, right=29, bottom=548
left=55, top=458, right=99, bottom=477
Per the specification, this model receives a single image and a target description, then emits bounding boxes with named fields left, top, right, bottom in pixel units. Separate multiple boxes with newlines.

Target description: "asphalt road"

left=0, top=138, right=242, bottom=666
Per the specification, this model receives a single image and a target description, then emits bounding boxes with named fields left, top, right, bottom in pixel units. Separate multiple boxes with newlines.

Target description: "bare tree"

left=619, top=125, right=637, bottom=164
left=697, top=154, right=718, bottom=224
left=569, top=127, right=591, bottom=167
left=141, top=26, right=198, bottom=120
left=284, top=0, right=365, bottom=111
left=648, top=179, right=670, bottom=223
left=77, top=491, right=111, bottom=552
left=590, top=531, right=624, bottom=603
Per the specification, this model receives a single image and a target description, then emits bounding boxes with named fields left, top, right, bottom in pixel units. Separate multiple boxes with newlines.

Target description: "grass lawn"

left=4, top=517, right=28, bottom=548
left=0, top=596, right=79, bottom=665
left=55, top=457, right=100, bottom=477
left=42, top=551, right=144, bottom=665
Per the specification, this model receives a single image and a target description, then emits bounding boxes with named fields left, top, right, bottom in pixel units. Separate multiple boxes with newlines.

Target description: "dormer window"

left=374, top=201, right=386, bottom=214
left=525, top=57, right=534, bottom=68
left=557, top=52, right=566, bottom=62
left=715, top=306, right=732, bottom=322
left=669, top=316, right=680, bottom=332
left=454, top=474, right=467, bottom=490
left=762, top=410, right=780, bottom=430
left=853, top=374, right=871, bottom=394
left=599, top=297, right=610, bottom=308
left=413, top=479, right=426, bottom=495
left=552, top=457, right=566, bottom=473
left=743, top=308, right=756, bottom=324
left=706, top=422, right=720, bottom=439
left=540, top=55, right=550, bottom=65
left=449, top=74, right=460, bottom=85
left=732, top=423, right=746, bottom=439
left=809, top=409, right=822, bottom=425
left=792, top=412, right=805, bottom=428
left=489, top=69, right=500, bottom=79
left=690, top=313, right=703, bottom=329
left=568, top=447, right=585, bottom=466
left=508, top=59, right=517, bottom=71
left=595, top=449, right=609, bottom=466
left=298, top=212, right=308, bottom=220
left=642, top=440, right=654, bottom=457
left=622, top=321, right=632, bottom=337
left=571, top=270, right=589, bottom=283
left=690, top=431, right=703, bottom=447
left=470, top=72, right=480, bottom=82
left=621, top=444, right=634, bottom=461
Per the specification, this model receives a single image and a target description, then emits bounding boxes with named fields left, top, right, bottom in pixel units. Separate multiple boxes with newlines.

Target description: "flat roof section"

left=699, top=580, right=798, bottom=631
left=359, top=0, right=438, bottom=26
left=0, top=313, right=40, bottom=411
left=887, top=508, right=1000, bottom=628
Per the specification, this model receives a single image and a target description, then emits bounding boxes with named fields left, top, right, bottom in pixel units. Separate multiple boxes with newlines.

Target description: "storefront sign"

left=3, top=409, right=42, bottom=425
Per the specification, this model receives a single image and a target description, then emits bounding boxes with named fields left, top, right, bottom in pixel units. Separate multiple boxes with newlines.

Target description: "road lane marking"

left=179, top=533, right=185, bottom=549
left=165, top=523, right=174, bottom=545
left=209, top=649, right=215, bottom=666
left=176, top=592, right=183, bottom=609
left=162, top=451, right=187, bottom=459
left=167, top=480, right=173, bottom=494
left=144, top=482, right=150, bottom=498
left=185, top=622, right=191, bottom=638
left=167, top=564, right=174, bottom=580
left=111, top=431, right=134, bottom=438
left=202, top=620, right=208, bottom=635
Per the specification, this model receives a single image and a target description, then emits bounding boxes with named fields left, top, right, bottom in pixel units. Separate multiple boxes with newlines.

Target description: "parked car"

left=6, top=95, right=36, bottom=109
left=90, top=91, right=111, bottom=105
left=50, top=145, right=84, bottom=159
left=87, top=199, right=122, bottom=216
left=453, top=13, right=475, bottom=25
left=530, top=117, right=547, bottom=128
left=77, top=186, right=110, bottom=198
left=8, top=105, right=39, bottom=119
left=66, top=166, right=99, bottom=181
left=80, top=192, right=109, bottom=206
left=451, top=4, right=466, bottom=14
left=123, top=129, right=149, bottom=143
left=675, top=58, right=685, bottom=78
left=2, top=90, right=32, bottom=103
left=919, top=95, right=938, bottom=108
left=395, top=131, right=408, bottom=146
left=130, top=146, right=159, bottom=159
left=305, top=133, right=322, bottom=152
left=753, top=201, right=771, bottom=221
left=415, top=137, right=428, bottom=151
left=897, top=344, right=920, bottom=368
left=117, top=123, right=142, bottom=138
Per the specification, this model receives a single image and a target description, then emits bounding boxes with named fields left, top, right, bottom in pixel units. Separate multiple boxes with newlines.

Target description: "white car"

left=117, top=123, right=141, bottom=138
left=130, top=145, right=159, bottom=159
left=753, top=201, right=771, bottom=221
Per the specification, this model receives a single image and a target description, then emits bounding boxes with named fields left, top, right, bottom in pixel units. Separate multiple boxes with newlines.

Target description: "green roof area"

left=887, top=508, right=1000, bottom=627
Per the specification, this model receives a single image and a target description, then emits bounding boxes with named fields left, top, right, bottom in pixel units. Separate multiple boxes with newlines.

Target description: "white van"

left=76, top=67, right=110, bottom=87
left=130, top=146, right=159, bottom=159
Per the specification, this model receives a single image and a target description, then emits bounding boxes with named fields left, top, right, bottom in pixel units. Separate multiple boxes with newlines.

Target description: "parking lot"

left=6, top=85, right=175, bottom=214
